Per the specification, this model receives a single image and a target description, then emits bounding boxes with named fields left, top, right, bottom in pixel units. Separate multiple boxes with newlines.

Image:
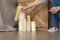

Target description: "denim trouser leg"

left=50, top=0, right=60, bottom=27
left=50, top=0, right=57, bottom=7
left=58, top=12, right=60, bottom=19
left=50, top=0, right=60, bottom=7
left=50, top=13, right=59, bottom=27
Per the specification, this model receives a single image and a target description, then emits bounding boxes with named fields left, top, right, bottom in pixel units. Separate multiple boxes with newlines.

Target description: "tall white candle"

left=27, top=15, right=31, bottom=32
left=31, top=21, right=36, bottom=32
left=23, top=18, right=27, bottom=32
left=19, top=12, right=25, bottom=31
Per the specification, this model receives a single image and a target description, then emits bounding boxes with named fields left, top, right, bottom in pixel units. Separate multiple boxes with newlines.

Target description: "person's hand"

left=21, top=6, right=28, bottom=11
left=21, top=3, right=29, bottom=11
left=49, top=7, right=60, bottom=14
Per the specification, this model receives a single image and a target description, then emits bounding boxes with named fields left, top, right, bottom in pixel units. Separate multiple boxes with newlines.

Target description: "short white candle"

left=31, top=21, right=36, bottom=32
left=27, top=15, right=31, bottom=32
left=23, top=18, right=27, bottom=32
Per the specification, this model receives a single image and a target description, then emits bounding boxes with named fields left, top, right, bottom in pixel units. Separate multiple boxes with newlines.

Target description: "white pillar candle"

left=19, top=12, right=25, bottom=31
left=23, top=18, right=27, bottom=32
left=27, top=15, right=31, bottom=32
left=31, top=21, right=36, bottom=32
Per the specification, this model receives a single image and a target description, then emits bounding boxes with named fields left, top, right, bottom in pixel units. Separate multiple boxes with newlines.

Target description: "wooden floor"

left=0, top=31, right=60, bottom=40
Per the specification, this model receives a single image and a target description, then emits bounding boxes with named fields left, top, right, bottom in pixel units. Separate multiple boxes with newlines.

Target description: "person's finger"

left=49, top=9, right=54, bottom=13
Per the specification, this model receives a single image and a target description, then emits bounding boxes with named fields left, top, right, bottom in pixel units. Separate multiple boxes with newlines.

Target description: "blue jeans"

left=50, top=0, right=60, bottom=27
